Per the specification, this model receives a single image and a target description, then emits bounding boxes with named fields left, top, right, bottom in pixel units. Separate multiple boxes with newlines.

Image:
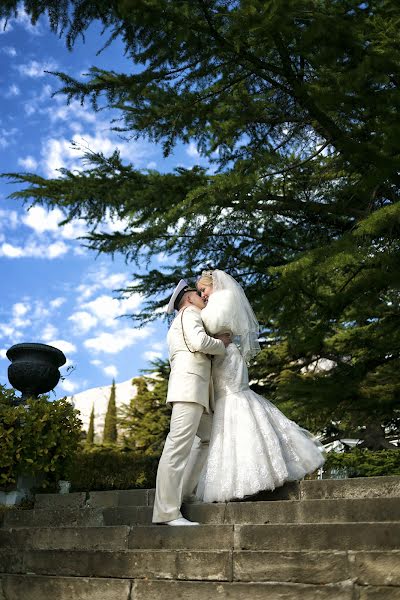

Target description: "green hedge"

left=0, top=394, right=82, bottom=489
left=324, top=448, right=400, bottom=478
left=69, top=447, right=159, bottom=491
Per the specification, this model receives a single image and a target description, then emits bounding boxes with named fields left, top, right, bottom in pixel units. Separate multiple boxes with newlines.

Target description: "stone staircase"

left=0, top=476, right=399, bottom=599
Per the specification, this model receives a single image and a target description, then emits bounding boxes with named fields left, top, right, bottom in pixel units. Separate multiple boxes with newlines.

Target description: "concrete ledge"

left=225, top=497, right=400, bottom=524
left=350, top=551, right=400, bottom=586
left=182, top=503, right=227, bottom=524
left=102, top=506, right=152, bottom=525
left=87, top=489, right=149, bottom=508
left=5, top=526, right=130, bottom=551
left=233, top=550, right=349, bottom=584
left=128, top=525, right=234, bottom=550
left=3, top=507, right=105, bottom=528
left=358, top=586, right=400, bottom=600
left=1, top=574, right=132, bottom=600
left=235, top=522, right=400, bottom=551
left=0, top=549, right=24, bottom=574
left=132, top=580, right=354, bottom=600
left=23, top=549, right=231, bottom=581
left=34, top=492, right=87, bottom=509
left=301, top=476, right=400, bottom=500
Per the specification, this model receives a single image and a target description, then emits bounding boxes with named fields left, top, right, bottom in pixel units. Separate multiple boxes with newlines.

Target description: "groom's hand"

left=217, top=333, right=232, bottom=347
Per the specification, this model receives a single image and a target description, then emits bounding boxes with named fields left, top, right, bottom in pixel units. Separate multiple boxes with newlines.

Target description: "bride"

left=195, top=269, right=325, bottom=503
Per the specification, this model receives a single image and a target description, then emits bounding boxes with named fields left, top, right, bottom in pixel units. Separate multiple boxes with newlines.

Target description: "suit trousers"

left=152, top=401, right=212, bottom=523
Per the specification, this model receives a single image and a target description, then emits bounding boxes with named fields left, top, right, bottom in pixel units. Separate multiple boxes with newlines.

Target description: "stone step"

left=34, top=488, right=154, bottom=510
left=6, top=496, right=400, bottom=528
left=1, top=575, right=132, bottom=600
left=32, top=476, right=400, bottom=510
left=299, top=476, right=400, bottom=500
left=2, top=521, right=399, bottom=552
left=0, top=575, right=381, bottom=600
left=185, top=496, right=400, bottom=525
left=129, top=522, right=400, bottom=551
left=1, top=548, right=399, bottom=586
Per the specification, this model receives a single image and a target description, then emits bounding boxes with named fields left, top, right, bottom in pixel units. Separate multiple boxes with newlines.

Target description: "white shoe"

left=165, top=517, right=200, bottom=526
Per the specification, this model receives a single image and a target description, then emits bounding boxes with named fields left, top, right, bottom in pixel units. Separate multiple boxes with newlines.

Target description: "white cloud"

left=48, top=241, right=69, bottom=258
left=84, top=327, right=152, bottom=354
left=0, top=209, right=19, bottom=230
left=0, top=324, right=15, bottom=338
left=90, top=359, right=102, bottom=367
left=41, top=130, right=152, bottom=178
left=12, top=302, right=29, bottom=318
left=23, top=83, right=53, bottom=116
left=143, top=350, right=163, bottom=362
left=41, top=324, right=59, bottom=342
left=2, top=46, right=17, bottom=56
left=1, top=243, right=24, bottom=258
left=104, top=365, right=118, bottom=378
left=82, top=293, right=142, bottom=328
left=50, top=297, right=66, bottom=309
left=186, top=142, right=200, bottom=159
left=22, top=205, right=63, bottom=233
left=17, top=59, right=57, bottom=78
left=47, top=99, right=97, bottom=125
left=0, top=349, right=7, bottom=360
left=59, top=379, right=79, bottom=394
left=6, top=84, right=20, bottom=97
left=75, top=268, right=131, bottom=301
left=68, top=311, right=98, bottom=335
left=0, top=240, right=69, bottom=259
left=18, top=155, right=38, bottom=170
left=49, top=339, right=77, bottom=355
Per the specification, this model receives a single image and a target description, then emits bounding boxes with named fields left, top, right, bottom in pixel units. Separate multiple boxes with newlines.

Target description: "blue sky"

left=0, top=10, right=204, bottom=398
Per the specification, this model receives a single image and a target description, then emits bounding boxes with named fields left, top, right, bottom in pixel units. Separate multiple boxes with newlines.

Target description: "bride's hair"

left=197, top=270, right=213, bottom=287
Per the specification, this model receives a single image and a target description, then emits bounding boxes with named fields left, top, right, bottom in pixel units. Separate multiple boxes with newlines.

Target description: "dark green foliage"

left=324, top=449, right=400, bottom=478
left=69, top=446, right=158, bottom=491
left=86, top=403, right=95, bottom=446
left=119, top=360, right=171, bottom=455
left=2, top=1, right=400, bottom=438
left=0, top=385, right=82, bottom=488
left=103, top=379, right=117, bottom=444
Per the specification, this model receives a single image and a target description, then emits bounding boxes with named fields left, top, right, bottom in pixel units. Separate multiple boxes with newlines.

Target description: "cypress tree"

left=119, top=360, right=171, bottom=456
left=86, top=403, right=95, bottom=446
left=103, top=380, right=117, bottom=445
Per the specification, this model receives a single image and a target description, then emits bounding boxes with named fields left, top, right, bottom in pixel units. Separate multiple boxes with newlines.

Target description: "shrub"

left=0, top=391, right=82, bottom=489
left=69, top=446, right=159, bottom=491
left=324, top=448, right=400, bottom=478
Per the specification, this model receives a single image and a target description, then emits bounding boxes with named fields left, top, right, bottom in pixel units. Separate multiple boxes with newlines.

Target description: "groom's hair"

left=177, top=289, right=197, bottom=311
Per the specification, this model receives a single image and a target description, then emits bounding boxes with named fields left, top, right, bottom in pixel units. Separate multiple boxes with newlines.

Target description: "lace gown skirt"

left=196, top=345, right=326, bottom=503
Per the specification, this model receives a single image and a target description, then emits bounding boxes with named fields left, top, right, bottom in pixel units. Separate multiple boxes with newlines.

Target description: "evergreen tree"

left=103, top=380, right=117, bottom=445
left=86, top=403, right=95, bottom=446
left=2, top=1, right=400, bottom=438
left=119, top=360, right=171, bottom=456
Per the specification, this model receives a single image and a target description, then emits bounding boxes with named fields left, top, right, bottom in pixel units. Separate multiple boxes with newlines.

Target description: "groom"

left=152, top=279, right=230, bottom=526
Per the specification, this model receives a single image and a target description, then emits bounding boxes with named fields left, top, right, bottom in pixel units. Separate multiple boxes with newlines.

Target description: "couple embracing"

left=152, top=269, right=325, bottom=526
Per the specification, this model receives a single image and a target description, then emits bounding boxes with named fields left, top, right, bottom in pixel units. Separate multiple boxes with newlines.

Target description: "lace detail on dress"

left=197, top=343, right=325, bottom=503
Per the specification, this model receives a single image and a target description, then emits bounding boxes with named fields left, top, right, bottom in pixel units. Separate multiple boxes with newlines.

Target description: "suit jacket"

left=166, top=306, right=225, bottom=413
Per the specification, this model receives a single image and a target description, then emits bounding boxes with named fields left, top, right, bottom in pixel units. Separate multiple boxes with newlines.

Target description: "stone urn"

left=6, top=342, right=66, bottom=403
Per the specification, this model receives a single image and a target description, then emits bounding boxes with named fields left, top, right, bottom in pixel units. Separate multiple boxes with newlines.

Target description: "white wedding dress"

left=196, top=289, right=326, bottom=503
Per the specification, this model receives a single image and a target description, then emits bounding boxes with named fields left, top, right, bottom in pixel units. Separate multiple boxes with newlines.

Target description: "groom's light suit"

left=152, top=305, right=225, bottom=523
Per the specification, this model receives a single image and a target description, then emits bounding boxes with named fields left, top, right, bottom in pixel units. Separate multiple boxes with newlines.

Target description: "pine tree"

left=119, top=360, right=171, bottom=456
left=86, top=403, right=95, bottom=446
left=2, top=1, right=400, bottom=439
left=103, top=380, right=117, bottom=445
